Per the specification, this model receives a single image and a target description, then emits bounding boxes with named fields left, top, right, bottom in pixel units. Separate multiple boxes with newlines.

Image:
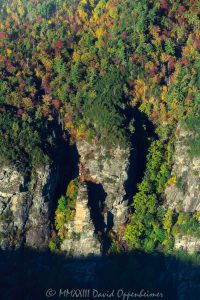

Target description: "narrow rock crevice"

left=49, top=120, right=80, bottom=223
left=124, top=106, right=157, bottom=204
left=87, top=182, right=107, bottom=234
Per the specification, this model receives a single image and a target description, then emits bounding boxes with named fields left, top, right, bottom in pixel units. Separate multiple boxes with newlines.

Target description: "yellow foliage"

left=81, top=52, right=92, bottom=64
left=162, top=85, right=168, bottom=92
left=64, top=121, right=75, bottom=131
left=193, top=212, right=200, bottom=220
left=12, top=12, right=20, bottom=25
left=6, top=6, right=11, bottom=14
left=109, top=7, right=118, bottom=19
left=176, top=212, right=185, bottom=225
left=76, top=124, right=86, bottom=139
left=78, top=7, right=87, bottom=21
left=35, top=68, right=44, bottom=79
left=39, top=53, right=53, bottom=70
left=18, top=5, right=24, bottom=18
left=167, top=174, right=176, bottom=186
left=88, top=90, right=96, bottom=99
left=163, top=209, right=173, bottom=234
left=145, top=61, right=154, bottom=71
left=6, top=48, right=12, bottom=57
left=55, top=209, right=65, bottom=230
left=48, top=115, right=53, bottom=121
left=67, top=180, right=77, bottom=199
left=160, top=53, right=171, bottom=63
left=149, top=96, right=155, bottom=104
left=72, top=50, right=80, bottom=62
left=95, top=27, right=104, bottom=38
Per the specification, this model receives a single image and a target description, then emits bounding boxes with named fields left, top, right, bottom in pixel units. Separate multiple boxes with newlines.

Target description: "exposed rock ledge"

left=0, top=165, right=58, bottom=250
left=60, top=141, right=132, bottom=256
left=0, top=140, right=132, bottom=256
left=165, top=125, right=200, bottom=212
left=77, top=140, right=130, bottom=230
left=61, top=183, right=101, bottom=256
left=174, top=235, right=200, bottom=254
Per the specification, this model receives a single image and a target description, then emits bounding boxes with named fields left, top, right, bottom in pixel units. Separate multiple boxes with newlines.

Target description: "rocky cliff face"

left=165, top=125, right=200, bottom=212
left=59, top=141, right=131, bottom=256
left=0, top=165, right=58, bottom=250
left=165, top=125, right=200, bottom=253
left=61, top=183, right=101, bottom=256
left=0, top=138, right=132, bottom=256
left=77, top=140, right=130, bottom=230
left=174, top=235, right=200, bottom=254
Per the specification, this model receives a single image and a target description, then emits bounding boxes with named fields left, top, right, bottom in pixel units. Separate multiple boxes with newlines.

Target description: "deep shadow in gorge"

left=48, top=107, right=158, bottom=255
left=87, top=182, right=107, bottom=234
left=0, top=248, right=200, bottom=300
left=50, top=121, right=80, bottom=221
left=49, top=105, right=157, bottom=219
left=86, top=182, right=112, bottom=255
left=124, top=106, right=158, bottom=204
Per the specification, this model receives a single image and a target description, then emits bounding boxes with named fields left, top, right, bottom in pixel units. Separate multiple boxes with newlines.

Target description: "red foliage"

left=0, top=108, right=6, bottom=113
left=133, top=11, right=139, bottom=18
left=55, top=40, right=64, bottom=50
left=90, top=60, right=96, bottom=68
left=161, top=0, right=168, bottom=9
left=17, top=109, right=23, bottom=116
left=43, top=108, right=51, bottom=117
left=0, top=32, right=7, bottom=38
left=188, top=94, right=194, bottom=100
left=42, top=76, right=51, bottom=94
left=178, top=18, right=187, bottom=26
left=6, top=60, right=14, bottom=72
left=45, top=86, right=51, bottom=94
left=68, top=88, right=74, bottom=93
left=19, top=83, right=25, bottom=92
left=150, top=66, right=158, bottom=74
left=37, top=16, right=42, bottom=22
left=112, top=57, right=121, bottom=65
left=76, top=82, right=82, bottom=89
left=52, top=99, right=60, bottom=109
left=168, top=58, right=175, bottom=71
left=182, top=59, right=188, bottom=65
left=30, top=37, right=35, bottom=44
left=121, top=32, right=127, bottom=40
left=178, top=5, right=186, bottom=13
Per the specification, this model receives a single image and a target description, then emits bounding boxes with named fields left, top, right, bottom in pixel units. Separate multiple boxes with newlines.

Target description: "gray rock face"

left=164, top=125, right=200, bottom=254
left=61, top=183, right=101, bottom=256
left=0, top=165, right=58, bottom=250
left=60, top=141, right=131, bottom=256
left=77, top=140, right=130, bottom=230
left=174, top=235, right=200, bottom=254
left=165, top=126, right=200, bottom=212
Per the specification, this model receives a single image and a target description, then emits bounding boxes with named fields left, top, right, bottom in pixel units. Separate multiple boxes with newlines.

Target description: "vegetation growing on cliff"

left=49, top=177, right=80, bottom=251
left=125, top=140, right=200, bottom=253
left=185, top=111, right=200, bottom=158
left=125, top=141, right=174, bottom=252
left=0, top=0, right=199, bottom=255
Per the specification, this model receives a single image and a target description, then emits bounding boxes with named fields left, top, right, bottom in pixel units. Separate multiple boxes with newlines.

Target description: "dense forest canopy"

left=0, top=0, right=199, bottom=153
left=0, top=0, right=199, bottom=254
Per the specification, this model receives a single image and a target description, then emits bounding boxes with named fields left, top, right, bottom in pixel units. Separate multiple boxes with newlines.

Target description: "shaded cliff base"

left=0, top=249, right=199, bottom=300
